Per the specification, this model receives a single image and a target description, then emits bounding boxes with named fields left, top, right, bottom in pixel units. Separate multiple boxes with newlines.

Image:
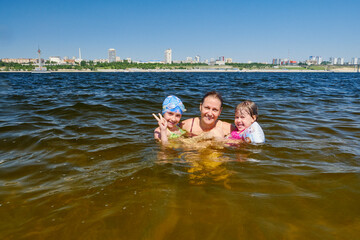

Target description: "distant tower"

left=165, top=49, right=172, bottom=64
left=79, top=48, right=82, bottom=62
left=108, top=48, right=116, bottom=63
left=195, top=55, right=200, bottom=63
left=37, top=47, right=43, bottom=69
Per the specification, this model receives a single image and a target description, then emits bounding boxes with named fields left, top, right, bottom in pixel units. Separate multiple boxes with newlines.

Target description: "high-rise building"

left=338, top=58, right=344, bottom=65
left=351, top=58, right=359, bottom=65
left=316, top=56, right=322, bottom=64
left=330, top=57, right=338, bottom=65
left=272, top=58, right=281, bottom=65
left=165, top=49, right=172, bottom=64
left=309, top=56, right=322, bottom=65
left=108, top=48, right=116, bottom=63
left=194, top=55, right=200, bottom=63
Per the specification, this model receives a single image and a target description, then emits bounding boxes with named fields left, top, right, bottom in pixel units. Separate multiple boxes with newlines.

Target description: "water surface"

left=0, top=72, right=359, bottom=239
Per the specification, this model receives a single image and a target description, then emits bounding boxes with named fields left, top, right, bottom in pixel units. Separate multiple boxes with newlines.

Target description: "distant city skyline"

left=2, top=47, right=359, bottom=65
left=1, top=0, right=359, bottom=62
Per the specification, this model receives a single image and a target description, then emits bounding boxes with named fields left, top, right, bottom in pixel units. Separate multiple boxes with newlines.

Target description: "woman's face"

left=200, top=96, right=222, bottom=126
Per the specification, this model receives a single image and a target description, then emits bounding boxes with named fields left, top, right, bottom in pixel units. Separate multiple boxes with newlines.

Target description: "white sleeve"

left=247, top=122, right=265, bottom=143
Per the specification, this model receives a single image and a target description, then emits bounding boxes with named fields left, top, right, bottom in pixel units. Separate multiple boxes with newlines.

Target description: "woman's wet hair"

left=201, top=91, right=224, bottom=108
left=236, top=100, right=258, bottom=121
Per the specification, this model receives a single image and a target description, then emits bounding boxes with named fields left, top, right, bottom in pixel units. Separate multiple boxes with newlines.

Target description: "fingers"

left=152, top=113, right=160, bottom=121
left=153, top=113, right=168, bottom=130
left=153, top=113, right=166, bottom=126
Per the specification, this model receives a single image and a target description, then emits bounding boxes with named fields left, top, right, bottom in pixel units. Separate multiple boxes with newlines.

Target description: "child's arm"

left=153, top=113, right=169, bottom=145
left=243, top=122, right=265, bottom=144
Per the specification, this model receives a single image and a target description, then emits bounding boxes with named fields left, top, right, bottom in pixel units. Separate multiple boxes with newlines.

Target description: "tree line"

left=1, top=60, right=275, bottom=71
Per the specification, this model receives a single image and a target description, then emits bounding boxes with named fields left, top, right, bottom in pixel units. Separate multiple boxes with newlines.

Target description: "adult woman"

left=181, top=91, right=233, bottom=139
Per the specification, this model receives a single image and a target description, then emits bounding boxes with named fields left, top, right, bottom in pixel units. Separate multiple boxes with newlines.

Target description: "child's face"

left=234, top=109, right=256, bottom=131
left=163, top=111, right=182, bottom=129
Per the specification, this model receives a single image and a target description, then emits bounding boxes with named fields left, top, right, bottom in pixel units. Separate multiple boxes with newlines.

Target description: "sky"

left=1, top=0, right=359, bottom=63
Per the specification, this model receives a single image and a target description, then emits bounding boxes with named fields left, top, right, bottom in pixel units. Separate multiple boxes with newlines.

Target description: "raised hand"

left=152, top=113, right=168, bottom=131
left=152, top=113, right=169, bottom=144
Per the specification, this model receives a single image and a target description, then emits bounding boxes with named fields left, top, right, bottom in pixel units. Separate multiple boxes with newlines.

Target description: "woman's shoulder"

left=217, top=120, right=233, bottom=130
left=180, top=117, right=197, bottom=130
left=181, top=118, right=195, bottom=124
left=218, top=120, right=231, bottom=127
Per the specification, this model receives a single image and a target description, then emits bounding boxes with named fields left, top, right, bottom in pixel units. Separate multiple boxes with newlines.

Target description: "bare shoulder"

left=219, top=120, right=233, bottom=135
left=180, top=118, right=195, bottom=131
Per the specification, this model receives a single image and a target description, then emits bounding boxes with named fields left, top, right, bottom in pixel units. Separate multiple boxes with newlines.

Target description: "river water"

left=0, top=72, right=359, bottom=239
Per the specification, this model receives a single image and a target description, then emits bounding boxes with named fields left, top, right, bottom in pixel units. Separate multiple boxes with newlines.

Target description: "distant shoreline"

left=0, top=68, right=359, bottom=73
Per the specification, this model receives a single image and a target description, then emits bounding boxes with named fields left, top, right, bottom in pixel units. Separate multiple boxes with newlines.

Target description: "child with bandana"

left=153, top=95, right=187, bottom=145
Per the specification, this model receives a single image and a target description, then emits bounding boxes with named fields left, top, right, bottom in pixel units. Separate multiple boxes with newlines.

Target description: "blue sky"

left=1, top=0, right=359, bottom=62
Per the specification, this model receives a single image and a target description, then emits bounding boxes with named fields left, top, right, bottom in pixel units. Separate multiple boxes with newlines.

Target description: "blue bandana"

left=162, top=95, right=186, bottom=115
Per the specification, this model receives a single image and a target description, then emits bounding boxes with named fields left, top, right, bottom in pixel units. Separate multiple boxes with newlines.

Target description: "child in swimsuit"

left=153, top=95, right=187, bottom=145
left=228, top=100, right=265, bottom=144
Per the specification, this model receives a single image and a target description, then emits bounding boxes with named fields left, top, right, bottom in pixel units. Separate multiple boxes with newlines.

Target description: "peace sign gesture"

left=153, top=113, right=169, bottom=144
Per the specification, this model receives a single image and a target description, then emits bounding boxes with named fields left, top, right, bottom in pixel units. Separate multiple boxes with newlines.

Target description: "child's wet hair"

left=236, top=100, right=258, bottom=121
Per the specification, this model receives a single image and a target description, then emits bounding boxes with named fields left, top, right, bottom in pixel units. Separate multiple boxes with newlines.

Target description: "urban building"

left=309, top=56, right=322, bottom=65
left=164, top=49, right=172, bottom=64
left=330, top=57, right=338, bottom=65
left=338, top=58, right=344, bottom=65
left=330, top=57, right=345, bottom=65
left=194, top=55, right=200, bottom=63
left=93, top=59, right=108, bottom=63
left=1, top=58, right=38, bottom=64
left=272, top=58, right=297, bottom=65
left=49, top=56, right=62, bottom=64
left=215, top=60, right=225, bottom=65
left=351, top=57, right=359, bottom=65
left=225, top=58, right=232, bottom=64
left=186, top=57, right=193, bottom=63
left=64, top=59, right=76, bottom=64
left=108, top=48, right=116, bottom=63
left=272, top=58, right=281, bottom=65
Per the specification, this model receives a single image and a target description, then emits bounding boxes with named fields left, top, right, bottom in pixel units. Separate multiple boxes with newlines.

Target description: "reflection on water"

left=0, top=72, right=360, bottom=239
